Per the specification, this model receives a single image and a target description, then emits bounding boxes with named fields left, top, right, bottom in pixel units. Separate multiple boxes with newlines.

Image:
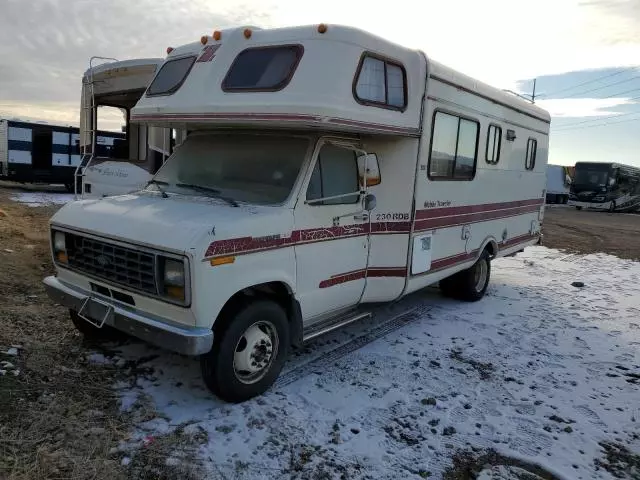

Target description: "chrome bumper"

left=43, top=276, right=213, bottom=356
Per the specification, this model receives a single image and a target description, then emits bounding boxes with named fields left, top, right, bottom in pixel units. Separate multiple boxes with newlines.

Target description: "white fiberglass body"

left=45, top=24, right=551, bottom=402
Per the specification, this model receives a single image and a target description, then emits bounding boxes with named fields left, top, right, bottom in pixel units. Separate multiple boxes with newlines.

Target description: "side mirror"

left=357, top=153, right=381, bottom=187
left=364, top=193, right=377, bottom=211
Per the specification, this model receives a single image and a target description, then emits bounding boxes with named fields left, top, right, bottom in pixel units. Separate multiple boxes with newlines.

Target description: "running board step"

left=302, top=311, right=372, bottom=342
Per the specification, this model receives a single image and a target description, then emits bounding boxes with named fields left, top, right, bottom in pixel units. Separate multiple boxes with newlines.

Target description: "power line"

left=601, top=86, right=640, bottom=100
left=538, top=67, right=635, bottom=98
left=554, top=110, right=640, bottom=130
left=561, top=75, right=640, bottom=98
left=553, top=115, right=640, bottom=133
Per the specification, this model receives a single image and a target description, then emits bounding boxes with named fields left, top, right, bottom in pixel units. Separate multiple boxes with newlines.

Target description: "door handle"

left=353, top=213, right=369, bottom=221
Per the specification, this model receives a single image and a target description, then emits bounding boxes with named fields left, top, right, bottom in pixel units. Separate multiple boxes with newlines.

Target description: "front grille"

left=66, top=233, right=157, bottom=295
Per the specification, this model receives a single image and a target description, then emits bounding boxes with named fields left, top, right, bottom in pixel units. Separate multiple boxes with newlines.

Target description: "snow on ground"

left=92, top=246, right=640, bottom=479
left=9, top=191, right=74, bottom=207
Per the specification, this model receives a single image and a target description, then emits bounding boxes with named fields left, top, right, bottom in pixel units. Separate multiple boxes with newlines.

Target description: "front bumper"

left=43, top=276, right=213, bottom=356
left=568, top=199, right=612, bottom=210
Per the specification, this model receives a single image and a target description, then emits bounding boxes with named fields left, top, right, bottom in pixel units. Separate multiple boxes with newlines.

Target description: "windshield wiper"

left=146, top=179, right=169, bottom=198
left=176, top=183, right=238, bottom=207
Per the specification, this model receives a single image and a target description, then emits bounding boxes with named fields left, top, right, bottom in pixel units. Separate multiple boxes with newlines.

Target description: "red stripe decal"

left=204, top=200, right=543, bottom=258
left=317, top=233, right=540, bottom=287
left=414, top=205, right=541, bottom=231
left=319, top=267, right=408, bottom=288
left=415, top=198, right=544, bottom=220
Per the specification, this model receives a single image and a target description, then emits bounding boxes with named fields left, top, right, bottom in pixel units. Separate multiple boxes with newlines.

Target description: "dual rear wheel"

left=439, top=250, right=491, bottom=302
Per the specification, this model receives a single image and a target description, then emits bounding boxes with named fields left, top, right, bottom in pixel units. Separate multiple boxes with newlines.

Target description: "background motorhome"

left=545, top=164, right=572, bottom=204
left=77, top=57, right=183, bottom=198
left=0, top=118, right=123, bottom=191
left=569, top=161, right=640, bottom=212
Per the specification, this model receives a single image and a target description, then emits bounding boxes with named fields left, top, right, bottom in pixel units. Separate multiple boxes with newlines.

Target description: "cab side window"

left=306, top=144, right=360, bottom=205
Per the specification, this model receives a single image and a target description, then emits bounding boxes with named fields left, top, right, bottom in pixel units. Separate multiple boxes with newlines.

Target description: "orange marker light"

left=243, top=28, right=252, bottom=39
left=318, top=23, right=328, bottom=34
left=213, top=30, right=221, bottom=41
left=166, top=46, right=174, bottom=54
left=210, top=256, right=236, bottom=267
left=201, top=35, right=208, bottom=45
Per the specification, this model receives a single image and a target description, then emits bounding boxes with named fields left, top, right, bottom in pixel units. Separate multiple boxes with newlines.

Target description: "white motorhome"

left=44, top=24, right=550, bottom=402
left=76, top=57, right=181, bottom=198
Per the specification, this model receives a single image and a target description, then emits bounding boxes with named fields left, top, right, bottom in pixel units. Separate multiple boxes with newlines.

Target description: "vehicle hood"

left=50, top=192, right=294, bottom=257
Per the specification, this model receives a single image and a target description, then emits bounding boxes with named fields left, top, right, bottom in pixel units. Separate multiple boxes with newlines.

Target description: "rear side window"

left=147, top=56, right=196, bottom=96
left=354, top=54, right=407, bottom=110
left=428, top=111, right=479, bottom=180
left=486, top=124, right=502, bottom=165
left=222, top=45, right=303, bottom=92
left=525, top=138, right=537, bottom=170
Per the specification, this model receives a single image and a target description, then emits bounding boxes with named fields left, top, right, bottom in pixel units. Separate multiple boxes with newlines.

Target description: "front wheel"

left=200, top=300, right=289, bottom=403
left=609, top=201, right=616, bottom=213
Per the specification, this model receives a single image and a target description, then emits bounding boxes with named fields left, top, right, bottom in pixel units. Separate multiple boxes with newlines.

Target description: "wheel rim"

left=233, top=321, right=279, bottom=384
left=474, top=258, right=488, bottom=293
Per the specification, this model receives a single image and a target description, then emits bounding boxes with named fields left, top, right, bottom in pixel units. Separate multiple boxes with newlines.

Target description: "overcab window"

left=222, top=45, right=303, bottom=92
left=146, top=56, right=196, bottom=96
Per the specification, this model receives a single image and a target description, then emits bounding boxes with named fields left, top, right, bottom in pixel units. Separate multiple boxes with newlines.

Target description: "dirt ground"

left=1, top=185, right=639, bottom=480
left=542, top=206, right=640, bottom=261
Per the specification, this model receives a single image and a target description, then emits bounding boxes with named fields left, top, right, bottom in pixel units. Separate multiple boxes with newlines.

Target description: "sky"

left=0, top=0, right=639, bottom=167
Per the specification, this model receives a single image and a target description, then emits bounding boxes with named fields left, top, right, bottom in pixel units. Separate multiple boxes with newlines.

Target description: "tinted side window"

left=486, top=124, right=502, bottom=164
left=526, top=138, right=537, bottom=170
left=222, top=45, right=303, bottom=92
left=354, top=54, right=407, bottom=110
left=306, top=145, right=360, bottom=205
left=147, top=56, right=196, bottom=96
left=428, top=111, right=479, bottom=180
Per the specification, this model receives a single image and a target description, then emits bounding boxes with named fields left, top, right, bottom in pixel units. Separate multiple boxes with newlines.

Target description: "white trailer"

left=545, top=164, right=571, bottom=204
left=44, top=24, right=550, bottom=402
left=76, top=57, right=181, bottom=198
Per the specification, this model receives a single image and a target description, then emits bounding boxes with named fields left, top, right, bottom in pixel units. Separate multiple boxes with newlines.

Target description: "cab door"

left=294, top=140, right=370, bottom=322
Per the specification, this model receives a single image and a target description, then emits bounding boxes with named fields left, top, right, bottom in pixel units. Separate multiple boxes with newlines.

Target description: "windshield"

left=573, top=167, right=611, bottom=187
left=149, top=133, right=310, bottom=205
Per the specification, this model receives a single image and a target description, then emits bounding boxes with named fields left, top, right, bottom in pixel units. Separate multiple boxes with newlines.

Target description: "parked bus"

left=569, top=161, right=640, bottom=212
left=0, top=118, right=123, bottom=191
left=44, top=24, right=550, bottom=402
left=76, top=57, right=183, bottom=198
left=545, top=164, right=571, bottom=204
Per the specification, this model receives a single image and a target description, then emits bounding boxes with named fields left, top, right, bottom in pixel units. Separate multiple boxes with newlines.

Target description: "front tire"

left=200, top=300, right=289, bottom=403
left=609, top=201, right=616, bottom=213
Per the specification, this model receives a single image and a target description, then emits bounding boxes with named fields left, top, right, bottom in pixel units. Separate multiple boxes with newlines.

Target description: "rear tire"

left=575, top=206, right=583, bottom=211
left=200, top=300, right=289, bottom=403
left=440, top=250, right=491, bottom=302
left=70, top=309, right=128, bottom=343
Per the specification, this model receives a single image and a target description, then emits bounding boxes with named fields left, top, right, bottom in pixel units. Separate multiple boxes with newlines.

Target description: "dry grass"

left=0, top=186, right=209, bottom=480
left=0, top=188, right=129, bottom=480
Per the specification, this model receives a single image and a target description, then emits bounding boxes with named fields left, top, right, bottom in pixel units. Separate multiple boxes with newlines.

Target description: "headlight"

left=53, top=231, right=66, bottom=251
left=164, top=259, right=185, bottom=286
left=52, top=231, right=68, bottom=264
left=161, top=257, right=187, bottom=303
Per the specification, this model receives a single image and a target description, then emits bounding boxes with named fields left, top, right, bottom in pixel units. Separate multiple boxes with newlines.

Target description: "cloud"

left=537, top=97, right=638, bottom=118
left=1, top=0, right=639, bottom=127
left=578, top=0, right=640, bottom=44
left=0, top=0, right=270, bottom=124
